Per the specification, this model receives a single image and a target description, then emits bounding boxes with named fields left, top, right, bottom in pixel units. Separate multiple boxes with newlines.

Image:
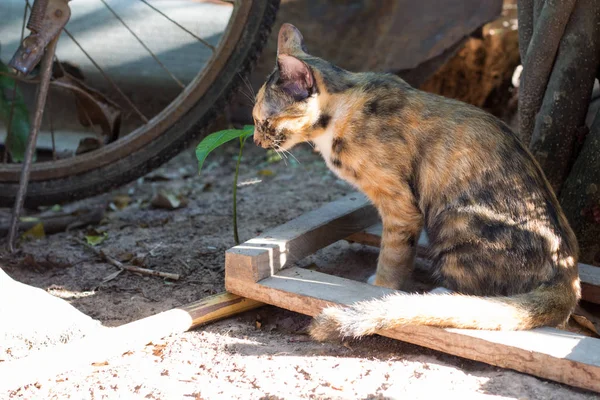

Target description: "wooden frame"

left=225, top=192, right=600, bottom=393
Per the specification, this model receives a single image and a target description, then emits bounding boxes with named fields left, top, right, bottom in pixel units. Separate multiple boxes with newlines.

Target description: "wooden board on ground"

left=225, top=192, right=600, bottom=393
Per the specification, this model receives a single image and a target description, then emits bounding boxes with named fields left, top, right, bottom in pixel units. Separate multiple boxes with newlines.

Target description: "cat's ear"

left=277, top=23, right=308, bottom=55
left=277, top=54, right=314, bottom=100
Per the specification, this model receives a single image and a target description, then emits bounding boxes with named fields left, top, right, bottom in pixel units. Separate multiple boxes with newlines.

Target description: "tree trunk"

left=528, top=0, right=600, bottom=193
left=560, top=109, right=600, bottom=265
left=518, top=0, right=576, bottom=146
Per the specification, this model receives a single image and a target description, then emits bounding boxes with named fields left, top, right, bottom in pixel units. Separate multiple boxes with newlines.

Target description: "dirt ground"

left=0, top=140, right=598, bottom=399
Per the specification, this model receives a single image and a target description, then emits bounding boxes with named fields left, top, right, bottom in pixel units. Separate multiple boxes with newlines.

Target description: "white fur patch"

left=312, top=127, right=334, bottom=167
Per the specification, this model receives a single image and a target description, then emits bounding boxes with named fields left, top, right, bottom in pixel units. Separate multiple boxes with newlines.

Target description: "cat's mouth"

left=253, top=134, right=273, bottom=149
left=254, top=127, right=290, bottom=151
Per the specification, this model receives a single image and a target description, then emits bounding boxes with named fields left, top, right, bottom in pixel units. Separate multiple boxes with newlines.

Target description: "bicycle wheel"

left=0, top=0, right=278, bottom=207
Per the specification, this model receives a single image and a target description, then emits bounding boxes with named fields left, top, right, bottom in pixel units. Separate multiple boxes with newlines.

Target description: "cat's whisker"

left=275, top=146, right=288, bottom=159
left=238, top=73, right=256, bottom=103
left=237, top=88, right=255, bottom=105
left=279, top=153, right=289, bottom=166
left=240, top=73, right=255, bottom=97
left=274, top=145, right=289, bottom=166
left=283, top=148, right=301, bottom=165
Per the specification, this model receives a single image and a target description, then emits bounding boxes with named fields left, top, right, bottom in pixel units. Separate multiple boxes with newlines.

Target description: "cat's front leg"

left=370, top=219, right=422, bottom=292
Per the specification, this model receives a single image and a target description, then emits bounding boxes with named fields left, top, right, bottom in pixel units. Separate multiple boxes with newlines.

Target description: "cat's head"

left=252, top=24, right=333, bottom=150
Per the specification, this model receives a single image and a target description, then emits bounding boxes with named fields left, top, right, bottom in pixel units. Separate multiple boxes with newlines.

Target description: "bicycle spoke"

left=80, top=103, right=102, bottom=142
left=63, top=27, right=149, bottom=123
left=48, top=94, right=57, bottom=161
left=3, top=0, right=29, bottom=164
left=100, top=0, right=185, bottom=89
left=139, top=0, right=216, bottom=52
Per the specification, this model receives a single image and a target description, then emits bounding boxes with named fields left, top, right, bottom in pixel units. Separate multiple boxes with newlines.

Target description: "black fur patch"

left=407, top=175, right=419, bottom=202
left=365, top=99, right=379, bottom=114
left=322, top=78, right=355, bottom=93
left=315, top=114, right=331, bottom=130
left=365, top=96, right=405, bottom=117
left=332, top=137, right=345, bottom=153
left=331, top=158, right=342, bottom=168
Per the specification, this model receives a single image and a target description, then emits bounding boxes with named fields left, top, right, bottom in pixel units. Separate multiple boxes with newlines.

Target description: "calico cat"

left=252, top=23, right=580, bottom=341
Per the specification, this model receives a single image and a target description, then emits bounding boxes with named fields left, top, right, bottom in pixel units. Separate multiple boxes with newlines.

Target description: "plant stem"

left=232, top=136, right=246, bottom=245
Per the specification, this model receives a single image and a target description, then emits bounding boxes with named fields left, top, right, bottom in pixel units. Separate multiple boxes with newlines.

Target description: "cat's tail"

left=308, top=282, right=579, bottom=341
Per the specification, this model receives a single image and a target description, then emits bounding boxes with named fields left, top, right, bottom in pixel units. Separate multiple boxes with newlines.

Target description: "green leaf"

left=85, top=231, right=108, bottom=246
left=195, top=126, right=254, bottom=173
left=0, top=61, right=31, bottom=162
left=242, top=125, right=254, bottom=136
left=266, top=149, right=283, bottom=164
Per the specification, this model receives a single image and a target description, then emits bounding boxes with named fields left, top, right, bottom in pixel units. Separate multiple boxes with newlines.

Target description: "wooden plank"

left=225, top=192, right=379, bottom=284
left=347, top=222, right=600, bottom=304
left=579, top=264, right=600, bottom=304
left=228, top=266, right=600, bottom=393
left=0, top=293, right=263, bottom=392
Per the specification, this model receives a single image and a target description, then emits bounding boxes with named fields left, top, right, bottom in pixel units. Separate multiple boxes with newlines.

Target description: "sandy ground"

left=0, top=1, right=597, bottom=395
left=1, top=142, right=598, bottom=399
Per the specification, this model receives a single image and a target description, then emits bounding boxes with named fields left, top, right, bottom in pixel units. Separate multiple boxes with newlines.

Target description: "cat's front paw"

left=366, top=273, right=377, bottom=285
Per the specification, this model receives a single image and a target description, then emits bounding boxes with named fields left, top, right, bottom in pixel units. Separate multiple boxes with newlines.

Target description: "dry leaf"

left=571, top=305, right=600, bottom=336
left=101, top=269, right=123, bottom=283
left=145, top=169, right=192, bottom=181
left=257, top=169, right=275, bottom=176
left=151, top=190, right=188, bottom=210
left=91, top=361, right=109, bottom=367
left=19, top=216, right=40, bottom=223
left=53, top=61, right=85, bottom=80
left=21, top=222, right=45, bottom=240
left=152, top=344, right=166, bottom=357
left=110, top=194, right=132, bottom=211
left=53, top=75, right=121, bottom=142
left=118, top=252, right=135, bottom=262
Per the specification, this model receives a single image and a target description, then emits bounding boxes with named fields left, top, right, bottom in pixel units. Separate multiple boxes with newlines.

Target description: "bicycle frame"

left=6, top=0, right=70, bottom=251
left=10, top=0, right=71, bottom=74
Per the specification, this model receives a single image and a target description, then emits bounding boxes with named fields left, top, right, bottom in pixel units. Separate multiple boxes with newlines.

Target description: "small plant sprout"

left=196, top=125, right=254, bottom=245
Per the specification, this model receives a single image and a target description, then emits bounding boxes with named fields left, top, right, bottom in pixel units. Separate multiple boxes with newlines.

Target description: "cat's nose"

left=254, top=134, right=269, bottom=148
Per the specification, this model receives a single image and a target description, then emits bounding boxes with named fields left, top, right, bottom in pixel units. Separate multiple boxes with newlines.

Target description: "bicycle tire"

left=0, top=0, right=279, bottom=208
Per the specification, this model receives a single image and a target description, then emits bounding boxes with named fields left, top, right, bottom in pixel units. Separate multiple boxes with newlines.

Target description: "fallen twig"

left=76, top=239, right=180, bottom=281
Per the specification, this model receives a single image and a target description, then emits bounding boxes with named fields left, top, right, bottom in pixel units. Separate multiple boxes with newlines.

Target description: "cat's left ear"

left=277, top=23, right=308, bottom=55
left=277, top=54, right=314, bottom=100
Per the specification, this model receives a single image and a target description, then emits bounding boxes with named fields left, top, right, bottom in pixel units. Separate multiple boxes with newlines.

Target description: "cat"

left=252, top=23, right=580, bottom=341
